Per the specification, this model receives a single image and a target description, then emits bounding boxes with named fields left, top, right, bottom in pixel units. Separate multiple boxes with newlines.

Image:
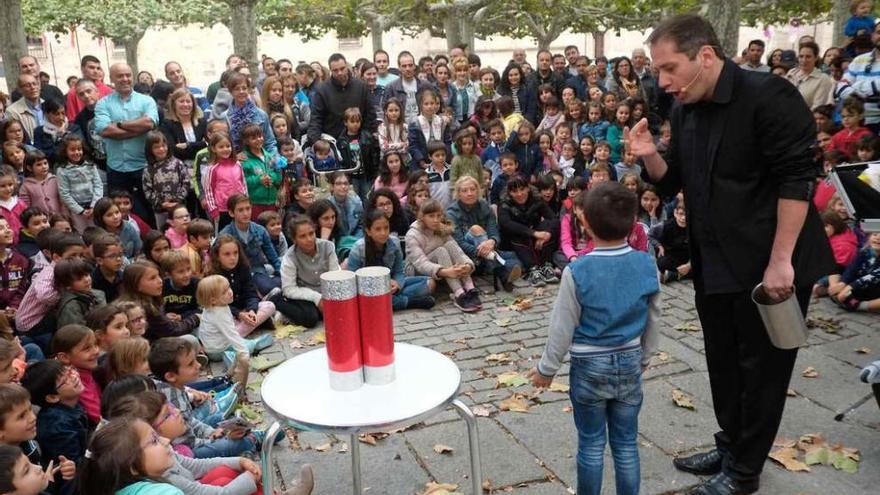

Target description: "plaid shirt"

left=154, top=380, right=217, bottom=448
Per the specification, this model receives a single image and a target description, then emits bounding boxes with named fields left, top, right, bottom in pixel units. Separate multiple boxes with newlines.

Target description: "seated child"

left=310, top=139, right=337, bottom=172
left=529, top=181, right=659, bottom=495
left=117, top=301, right=148, bottom=338
left=149, top=337, right=260, bottom=459
left=218, top=195, right=281, bottom=295
left=85, top=304, right=131, bottom=356
left=164, top=204, right=191, bottom=249
left=51, top=324, right=101, bottom=427
left=823, top=209, right=859, bottom=271
left=180, top=219, right=214, bottom=277
left=0, top=218, right=29, bottom=320
left=424, top=141, right=452, bottom=210
left=15, top=208, right=48, bottom=260
left=118, top=261, right=200, bottom=343
left=106, top=336, right=151, bottom=382
left=490, top=152, right=520, bottom=205
left=827, top=232, right=880, bottom=312
left=161, top=251, right=201, bottom=320
left=649, top=202, right=691, bottom=283
left=257, top=210, right=289, bottom=263
left=90, top=234, right=124, bottom=303
left=209, top=235, right=277, bottom=336
left=0, top=443, right=65, bottom=495
left=196, top=275, right=274, bottom=388
left=54, top=258, right=106, bottom=328
left=406, top=200, right=481, bottom=312
left=20, top=359, right=88, bottom=495
left=614, top=150, right=642, bottom=184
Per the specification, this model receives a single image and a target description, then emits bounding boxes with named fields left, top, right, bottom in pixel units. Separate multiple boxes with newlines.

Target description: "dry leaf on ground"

left=358, top=434, right=378, bottom=446
left=472, top=405, right=491, bottom=417
left=289, top=339, right=304, bottom=349
left=486, top=353, right=511, bottom=363
left=493, top=318, right=513, bottom=327
left=673, top=322, right=701, bottom=332
left=509, top=297, right=533, bottom=311
left=657, top=351, right=670, bottom=362
left=433, top=444, right=454, bottom=454
left=806, top=315, right=842, bottom=333
left=562, top=405, right=573, bottom=413
left=786, top=388, right=797, bottom=397
left=496, top=371, right=529, bottom=388
left=313, top=442, right=331, bottom=452
left=275, top=324, right=306, bottom=339
left=420, top=482, right=462, bottom=495
left=671, top=389, right=696, bottom=410
left=801, top=367, right=819, bottom=378
left=855, top=347, right=871, bottom=354
left=499, top=395, right=531, bottom=413
left=548, top=382, right=570, bottom=393
left=769, top=447, right=811, bottom=472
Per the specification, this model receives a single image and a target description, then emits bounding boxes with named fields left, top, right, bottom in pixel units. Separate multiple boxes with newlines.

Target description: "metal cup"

left=751, top=283, right=808, bottom=349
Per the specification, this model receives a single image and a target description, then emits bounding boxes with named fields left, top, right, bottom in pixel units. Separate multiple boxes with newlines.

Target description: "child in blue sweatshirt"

left=530, top=181, right=659, bottom=495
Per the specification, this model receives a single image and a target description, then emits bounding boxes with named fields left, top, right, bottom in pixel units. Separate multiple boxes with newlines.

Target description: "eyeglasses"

left=152, top=403, right=180, bottom=429
left=334, top=181, right=350, bottom=186
left=173, top=214, right=191, bottom=220
left=141, top=429, right=164, bottom=449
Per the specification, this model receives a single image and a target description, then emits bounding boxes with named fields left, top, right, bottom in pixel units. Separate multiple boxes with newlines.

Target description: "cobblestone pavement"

left=221, top=278, right=880, bottom=494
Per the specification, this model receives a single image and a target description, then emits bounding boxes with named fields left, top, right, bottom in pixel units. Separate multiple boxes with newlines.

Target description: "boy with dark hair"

left=15, top=207, right=48, bottom=259
left=326, top=171, right=364, bottom=238
left=150, top=337, right=260, bottom=458
left=180, top=219, right=213, bottom=276
left=109, top=189, right=151, bottom=234
left=29, top=228, right=63, bottom=276
left=337, top=106, right=379, bottom=203
left=480, top=119, right=507, bottom=179
left=161, top=250, right=200, bottom=320
left=256, top=210, right=288, bottom=261
left=218, top=195, right=281, bottom=295
left=90, top=234, right=124, bottom=302
left=425, top=140, right=452, bottom=209
left=530, top=181, right=659, bottom=495
left=54, top=257, right=106, bottom=328
left=15, top=233, right=85, bottom=353
left=20, top=360, right=88, bottom=495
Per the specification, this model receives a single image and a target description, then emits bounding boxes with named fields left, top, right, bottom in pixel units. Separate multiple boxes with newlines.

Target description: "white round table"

left=259, top=342, right=483, bottom=494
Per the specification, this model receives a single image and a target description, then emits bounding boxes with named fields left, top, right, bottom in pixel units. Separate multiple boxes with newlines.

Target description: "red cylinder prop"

left=356, top=267, right=396, bottom=385
left=320, top=270, right=364, bottom=391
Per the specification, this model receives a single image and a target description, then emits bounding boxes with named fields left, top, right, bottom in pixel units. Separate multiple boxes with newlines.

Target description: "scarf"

left=418, top=115, right=443, bottom=143
left=510, top=86, right=521, bottom=114
left=228, top=99, right=257, bottom=151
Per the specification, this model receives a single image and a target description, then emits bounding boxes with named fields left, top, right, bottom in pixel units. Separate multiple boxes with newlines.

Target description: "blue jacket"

left=579, top=120, right=610, bottom=142
left=446, top=199, right=500, bottom=260
left=219, top=221, right=280, bottom=275
left=407, top=119, right=452, bottom=168
left=36, top=402, right=89, bottom=466
left=569, top=245, right=659, bottom=347
left=328, top=194, right=364, bottom=238
left=346, top=236, right=406, bottom=286
left=842, top=247, right=880, bottom=292
left=505, top=130, right=543, bottom=179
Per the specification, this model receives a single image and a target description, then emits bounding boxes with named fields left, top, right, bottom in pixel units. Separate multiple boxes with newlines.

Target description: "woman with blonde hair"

left=159, top=87, right=207, bottom=162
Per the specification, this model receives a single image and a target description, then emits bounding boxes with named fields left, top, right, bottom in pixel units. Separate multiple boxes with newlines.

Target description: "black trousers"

left=270, top=294, right=322, bottom=328
left=694, top=286, right=811, bottom=482
left=107, top=168, right=154, bottom=228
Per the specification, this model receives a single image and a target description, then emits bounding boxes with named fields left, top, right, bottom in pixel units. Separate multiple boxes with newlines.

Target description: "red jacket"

left=0, top=249, right=29, bottom=310
left=65, top=80, right=112, bottom=121
left=830, top=126, right=871, bottom=160
left=0, top=198, right=28, bottom=245
left=829, top=228, right=858, bottom=269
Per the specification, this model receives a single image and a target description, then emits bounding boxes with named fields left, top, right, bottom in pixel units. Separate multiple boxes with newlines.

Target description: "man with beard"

left=307, top=53, right=377, bottom=144
left=385, top=51, right=435, bottom=124
left=841, top=21, right=880, bottom=133
left=528, top=50, right=566, bottom=97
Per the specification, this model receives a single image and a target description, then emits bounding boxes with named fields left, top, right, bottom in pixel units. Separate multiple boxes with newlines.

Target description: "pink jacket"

left=203, top=158, right=248, bottom=219
left=373, top=175, right=408, bottom=199
left=19, top=175, right=66, bottom=219
left=565, top=218, right=649, bottom=261
left=829, top=228, right=858, bottom=268
left=0, top=198, right=27, bottom=245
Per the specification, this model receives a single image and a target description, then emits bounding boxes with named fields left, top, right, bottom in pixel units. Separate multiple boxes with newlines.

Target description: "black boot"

left=686, top=472, right=758, bottom=495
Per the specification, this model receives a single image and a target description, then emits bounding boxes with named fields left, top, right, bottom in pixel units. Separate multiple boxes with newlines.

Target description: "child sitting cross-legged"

left=197, top=275, right=274, bottom=389
left=54, top=257, right=106, bottom=328
left=0, top=384, right=76, bottom=489
left=20, top=359, right=88, bottom=495
left=529, top=181, right=659, bottom=495
left=149, top=337, right=263, bottom=459
left=106, top=390, right=316, bottom=495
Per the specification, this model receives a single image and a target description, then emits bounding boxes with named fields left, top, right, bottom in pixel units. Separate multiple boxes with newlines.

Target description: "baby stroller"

left=303, top=133, right=357, bottom=188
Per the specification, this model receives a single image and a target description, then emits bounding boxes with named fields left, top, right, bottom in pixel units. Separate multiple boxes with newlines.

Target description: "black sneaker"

left=662, top=270, right=680, bottom=284
left=527, top=267, right=546, bottom=287
left=465, top=289, right=482, bottom=310
left=407, top=296, right=435, bottom=310
left=453, top=292, right=480, bottom=313
left=540, top=263, right=559, bottom=284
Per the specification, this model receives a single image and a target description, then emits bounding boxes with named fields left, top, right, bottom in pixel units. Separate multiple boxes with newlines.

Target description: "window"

left=26, top=36, right=46, bottom=58
left=338, top=38, right=362, bottom=49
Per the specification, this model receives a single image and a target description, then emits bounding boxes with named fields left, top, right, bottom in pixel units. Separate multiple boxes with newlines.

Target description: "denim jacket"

left=218, top=221, right=280, bottom=275
left=328, top=194, right=364, bottom=238
left=346, top=236, right=405, bottom=286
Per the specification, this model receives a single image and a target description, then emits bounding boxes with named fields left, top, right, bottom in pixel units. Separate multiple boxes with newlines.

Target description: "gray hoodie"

left=164, top=453, right=257, bottom=495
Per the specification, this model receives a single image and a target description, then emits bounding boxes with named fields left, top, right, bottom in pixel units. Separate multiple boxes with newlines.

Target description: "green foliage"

left=740, top=0, right=834, bottom=27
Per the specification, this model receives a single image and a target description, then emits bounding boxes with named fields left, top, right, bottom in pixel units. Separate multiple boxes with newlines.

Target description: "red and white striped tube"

left=355, top=267, right=396, bottom=385
left=320, top=270, right=364, bottom=391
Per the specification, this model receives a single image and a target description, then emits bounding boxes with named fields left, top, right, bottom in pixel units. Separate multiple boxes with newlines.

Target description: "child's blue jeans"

left=193, top=435, right=257, bottom=458
left=570, top=347, right=643, bottom=495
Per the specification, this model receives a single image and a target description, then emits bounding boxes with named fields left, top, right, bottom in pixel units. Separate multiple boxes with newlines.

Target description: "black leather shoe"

left=686, top=472, right=758, bottom=495
left=673, top=449, right=723, bottom=475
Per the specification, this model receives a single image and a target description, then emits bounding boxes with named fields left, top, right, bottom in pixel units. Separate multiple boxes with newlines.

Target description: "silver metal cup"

left=751, top=283, right=808, bottom=349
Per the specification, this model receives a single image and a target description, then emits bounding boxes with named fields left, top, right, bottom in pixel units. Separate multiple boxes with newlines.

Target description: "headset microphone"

left=678, top=63, right=705, bottom=96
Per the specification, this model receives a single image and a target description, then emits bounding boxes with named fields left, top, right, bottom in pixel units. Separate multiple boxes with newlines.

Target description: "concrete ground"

left=222, top=279, right=880, bottom=494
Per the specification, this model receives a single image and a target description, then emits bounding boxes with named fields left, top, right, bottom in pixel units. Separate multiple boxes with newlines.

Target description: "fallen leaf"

left=797, top=433, right=827, bottom=452
left=481, top=479, right=495, bottom=492
left=657, top=351, right=670, bottom=362
left=310, top=331, right=326, bottom=344
left=486, top=353, right=511, bottom=363
left=548, top=382, right=570, bottom=393
left=358, top=434, right=377, bottom=446
left=496, top=371, right=529, bottom=388
left=806, top=314, right=842, bottom=333
left=421, top=482, right=461, bottom=495
left=453, top=338, right=470, bottom=344
left=508, top=297, right=533, bottom=311
left=251, top=356, right=283, bottom=371
left=804, top=447, right=829, bottom=466
left=275, top=324, right=306, bottom=339
left=562, top=405, right=573, bottom=413
left=786, top=388, right=797, bottom=397
left=499, top=395, right=530, bottom=413
left=673, top=322, right=701, bottom=332
left=532, top=287, right=546, bottom=297
left=801, top=367, right=819, bottom=378
left=236, top=403, right=261, bottom=422
left=337, top=442, right=349, bottom=453
left=671, top=389, right=696, bottom=411
left=313, top=442, right=331, bottom=452
left=769, top=447, right=810, bottom=472
left=289, top=339, right=304, bottom=349
left=855, top=347, right=871, bottom=354
left=773, top=436, right=797, bottom=448
left=245, top=378, right=263, bottom=393
left=433, top=443, right=454, bottom=454
left=472, top=405, right=491, bottom=417
left=493, top=318, right=513, bottom=327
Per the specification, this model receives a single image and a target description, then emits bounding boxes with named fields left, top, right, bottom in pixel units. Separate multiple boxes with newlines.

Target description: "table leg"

left=452, top=399, right=482, bottom=494
left=350, top=433, right=362, bottom=494
left=261, top=421, right=281, bottom=495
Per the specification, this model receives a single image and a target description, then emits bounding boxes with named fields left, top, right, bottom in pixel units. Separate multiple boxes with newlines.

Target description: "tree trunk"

left=831, top=0, right=851, bottom=47
left=0, top=0, right=28, bottom=93
left=443, top=15, right=463, bottom=50
left=592, top=30, right=606, bottom=58
left=121, top=35, right=143, bottom=74
left=370, top=19, right=383, bottom=52
left=229, top=0, right=259, bottom=78
left=704, top=0, right=741, bottom=57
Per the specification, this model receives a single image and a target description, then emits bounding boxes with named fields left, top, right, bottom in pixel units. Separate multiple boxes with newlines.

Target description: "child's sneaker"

left=464, top=289, right=483, bottom=310
left=527, top=267, right=546, bottom=287
left=262, top=286, right=282, bottom=302
left=540, top=263, right=559, bottom=284
left=250, top=334, right=275, bottom=353
left=453, top=292, right=480, bottom=313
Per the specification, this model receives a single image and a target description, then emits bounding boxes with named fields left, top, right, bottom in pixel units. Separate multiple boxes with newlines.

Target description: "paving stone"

left=638, top=378, right=718, bottom=455
left=789, top=347, right=865, bottom=411
left=405, top=418, right=547, bottom=488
